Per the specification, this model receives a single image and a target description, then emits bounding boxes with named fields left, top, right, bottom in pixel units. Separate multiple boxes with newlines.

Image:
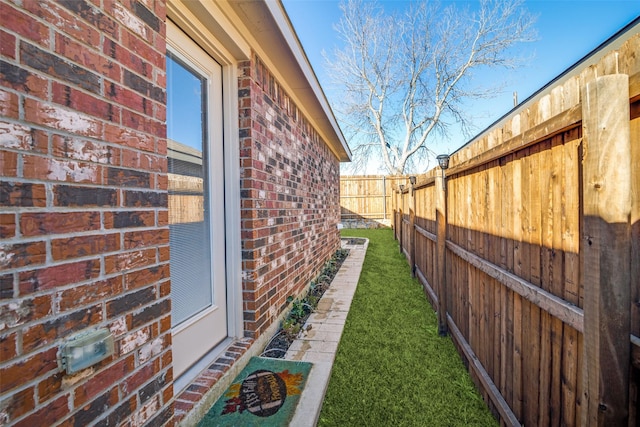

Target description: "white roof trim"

left=228, top=0, right=352, bottom=162
left=265, top=1, right=351, bottom=161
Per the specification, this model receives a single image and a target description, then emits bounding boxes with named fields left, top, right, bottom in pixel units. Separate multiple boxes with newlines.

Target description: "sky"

left=166, top=54, right=204, bottom=151
left=282, top=0, right=640, bottom=173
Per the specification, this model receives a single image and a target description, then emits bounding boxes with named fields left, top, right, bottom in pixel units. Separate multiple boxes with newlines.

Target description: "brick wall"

left=238, top=54, right=342, bottom=339
left=0, top=0, right=172, bottom=425
left=1, top=0, right=344, bottom=424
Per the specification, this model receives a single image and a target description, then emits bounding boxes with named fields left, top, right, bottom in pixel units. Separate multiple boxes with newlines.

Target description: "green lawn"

left=318, top=228, right=497, bottom=427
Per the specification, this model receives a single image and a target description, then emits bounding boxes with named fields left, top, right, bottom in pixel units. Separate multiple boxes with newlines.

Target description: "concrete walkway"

left=286, top=238, right=369, bottom=427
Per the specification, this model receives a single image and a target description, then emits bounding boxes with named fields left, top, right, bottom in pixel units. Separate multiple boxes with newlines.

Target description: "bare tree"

left=328, top=0, right=536, bottom=174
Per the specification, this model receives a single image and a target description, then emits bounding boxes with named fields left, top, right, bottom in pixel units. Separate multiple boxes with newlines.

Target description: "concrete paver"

left=287, top=238, right=368, bottom=427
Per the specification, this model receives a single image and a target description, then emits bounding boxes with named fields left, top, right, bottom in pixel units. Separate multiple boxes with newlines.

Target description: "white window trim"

left=166, top=18, right=243, bottom=382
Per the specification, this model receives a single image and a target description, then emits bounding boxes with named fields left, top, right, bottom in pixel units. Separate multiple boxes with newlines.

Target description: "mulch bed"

left=261, top=245, right=350, bottom=358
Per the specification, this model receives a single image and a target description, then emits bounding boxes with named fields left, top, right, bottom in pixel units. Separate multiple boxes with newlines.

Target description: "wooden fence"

left=392, top=23, right=639, bottom=426
left=340, top=175, right=407, bottom=227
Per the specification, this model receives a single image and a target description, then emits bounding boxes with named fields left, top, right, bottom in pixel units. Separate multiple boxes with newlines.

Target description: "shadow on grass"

left=319, top=228, right=497, bottom=427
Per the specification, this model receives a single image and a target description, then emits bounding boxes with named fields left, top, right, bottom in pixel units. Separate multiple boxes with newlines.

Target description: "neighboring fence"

left=392, top=23, right=639, bottom=427
left=340, top=175, right=407, bottom=227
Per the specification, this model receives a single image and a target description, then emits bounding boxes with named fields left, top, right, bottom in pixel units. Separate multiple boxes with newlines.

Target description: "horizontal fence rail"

left=392, top=28, right=639, bottom=427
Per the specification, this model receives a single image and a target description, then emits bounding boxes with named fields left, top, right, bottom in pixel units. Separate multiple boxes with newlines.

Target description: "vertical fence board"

left=563, top=132, right=582, bottom=424
left=581, top=74, right=631, bottom=426
left=512, top=294, right=524, bottom=421
left=630, top=97, right=640, bottom=427
left=520, top=147, right=534, bottom=426
left=538, top=139, right=553, bottom=427
left=489, top=165, right=506, bottom=394
left=529, top=143, right=543, bottom=427
left=550, top=136, right=565, bottom=426
left=511, top=149, right=525, bottom=421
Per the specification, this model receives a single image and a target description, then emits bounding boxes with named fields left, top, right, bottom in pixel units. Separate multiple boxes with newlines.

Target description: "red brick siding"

left=238, top=54, right=341, bottom=339
left=0, top=0, right=171, bottom=426
left=2, top=0, right=344, bottom=424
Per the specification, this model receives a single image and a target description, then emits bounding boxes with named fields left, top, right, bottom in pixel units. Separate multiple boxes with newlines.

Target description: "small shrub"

left=261, top=247, right=350, bottom=357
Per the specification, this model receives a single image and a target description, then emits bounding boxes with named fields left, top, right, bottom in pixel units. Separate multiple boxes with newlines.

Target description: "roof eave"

left=228, top=0, right=352, bottom=162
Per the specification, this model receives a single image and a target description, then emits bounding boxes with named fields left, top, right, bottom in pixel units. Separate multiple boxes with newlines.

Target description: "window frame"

left=167, top=18, right=243, bottom=391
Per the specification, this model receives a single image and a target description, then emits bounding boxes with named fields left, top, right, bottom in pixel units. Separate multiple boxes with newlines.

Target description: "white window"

left=167, top=24, right=228, bottom=378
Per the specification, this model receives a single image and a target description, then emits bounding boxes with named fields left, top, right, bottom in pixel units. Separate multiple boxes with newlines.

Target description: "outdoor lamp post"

left=436, top=154, right=450, bottom=190
left=435, top=154, right=450, bottom=336
left=436, top=154, right=450, bottom=170
left=409, top=176, right=416, bottom=195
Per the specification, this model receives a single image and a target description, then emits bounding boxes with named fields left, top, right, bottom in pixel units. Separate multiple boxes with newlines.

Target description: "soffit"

left=175, top=0, right=351, bottom=162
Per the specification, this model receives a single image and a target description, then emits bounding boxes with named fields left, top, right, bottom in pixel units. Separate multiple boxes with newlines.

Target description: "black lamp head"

left=436, top=154, right=450, bottom=170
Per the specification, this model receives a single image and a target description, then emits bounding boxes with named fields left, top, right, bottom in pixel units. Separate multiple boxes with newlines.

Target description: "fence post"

left=436, top=168, right=448, bottom=336
left=581, top=74, right=631, bottom=426
left=391, top=185, right=396, bottom=239
left=383, top=175, right=387, bottom=222
left=394, top=187, right=399, bottom=241
left=398, top=189, right=403, bottom=252
left=409, top=183, right=416, bottom=276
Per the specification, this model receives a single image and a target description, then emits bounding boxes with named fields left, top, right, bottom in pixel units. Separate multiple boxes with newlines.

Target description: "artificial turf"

left=318, top=228, right=497, bottom=426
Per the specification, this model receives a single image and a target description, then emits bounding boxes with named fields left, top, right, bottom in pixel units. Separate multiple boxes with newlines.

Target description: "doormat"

left=198, top=357, right=312, bottom=426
